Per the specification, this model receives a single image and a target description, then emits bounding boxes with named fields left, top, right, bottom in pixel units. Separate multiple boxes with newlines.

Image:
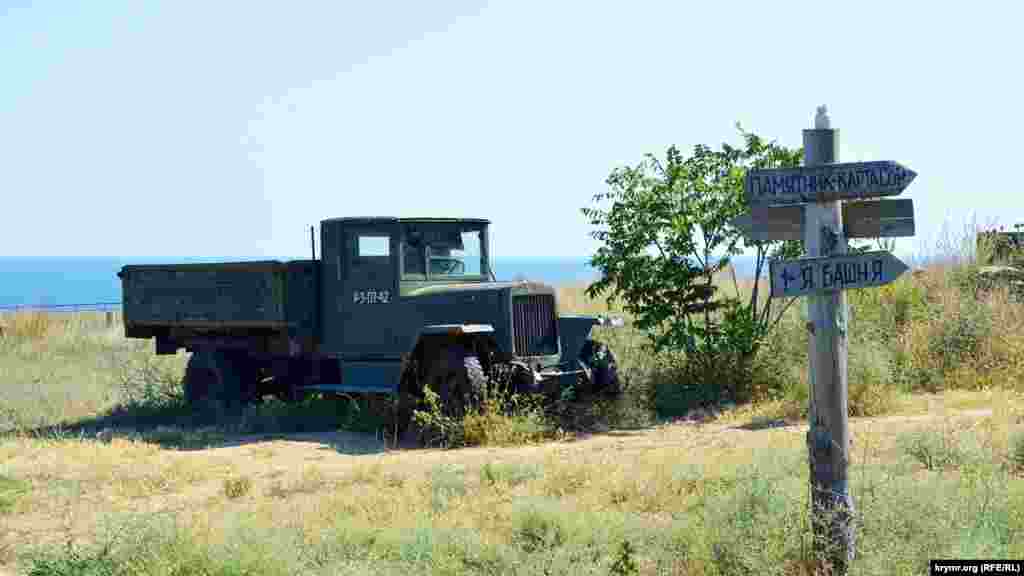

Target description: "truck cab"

left=320, top=217, right=495, bottom=359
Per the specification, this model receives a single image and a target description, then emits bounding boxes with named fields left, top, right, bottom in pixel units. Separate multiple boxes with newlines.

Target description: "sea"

left=0, top=255, right=759, bottom=310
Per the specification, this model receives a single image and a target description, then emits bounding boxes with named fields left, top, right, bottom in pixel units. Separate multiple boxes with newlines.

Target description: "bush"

left=609, top=540, right=640, bottom=576
left=114, top=351, right=185, bottom=409
left=748, top=311, right=806, bottom=403
left=582, top=130, right=804, bottom=410
left=222, top=476, right=252, bottom=500
left=930, top=300, right=992, bottom=374
left=1011, top=430, right=1024, bottom=473
left=480, top=461, right=542, bottom=488
left=847, top=337, right=898, bottom=417
left=429, top=464, right=467, bottom=513
left=898, top=426, right=986, bottom=471
left=26, top=544, right=120, bottom=576
left=0, top=475, right=29, bottom=515
left=510, top=500, right=570, bottom=552
left=411, top=385, right=464, bottom=448
left=649, top=324, right=804, bottom=419
left=461, top=390, right=552, bottom=447
left=412, top=385, right=556, bottom=449
left=849, top=278, right=930, bottom=340
left=649, top=354, right=705, bottom=418
left=892, top=292, right=997, bottom=394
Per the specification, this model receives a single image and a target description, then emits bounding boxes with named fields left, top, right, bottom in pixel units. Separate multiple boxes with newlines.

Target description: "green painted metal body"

left=119, top=217, right=610, bottom=395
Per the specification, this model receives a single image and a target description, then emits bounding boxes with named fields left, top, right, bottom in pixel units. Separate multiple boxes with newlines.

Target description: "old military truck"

left=118, top=217, right=622, bottom=431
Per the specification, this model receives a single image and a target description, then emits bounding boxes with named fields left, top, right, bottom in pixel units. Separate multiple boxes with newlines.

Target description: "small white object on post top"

left=814, top=105, right=830, bottom=129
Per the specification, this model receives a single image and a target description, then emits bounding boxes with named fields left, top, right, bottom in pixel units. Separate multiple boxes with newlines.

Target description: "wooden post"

left=803, top=106, right=855, bottom=571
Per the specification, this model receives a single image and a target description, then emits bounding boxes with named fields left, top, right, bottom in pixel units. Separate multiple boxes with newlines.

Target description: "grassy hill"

left=0, top=251, right=1022, bottom=575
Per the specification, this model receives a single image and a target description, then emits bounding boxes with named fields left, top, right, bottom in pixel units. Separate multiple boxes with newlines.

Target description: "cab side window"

left=355, top=235, right=390, bottom=262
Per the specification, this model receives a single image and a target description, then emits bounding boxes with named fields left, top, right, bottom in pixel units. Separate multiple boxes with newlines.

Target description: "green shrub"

left=0, top=474, right=28, bottom=515
left=884, top=280, right=931, bottom=331
left=223, top=476, right=252, bottom=500
left=898, top=426, right=986, bottom=471
left=480, top=461, right=542, bottom=488
left=649, top=353, right=730, bottom=418
left=114, top=350, right=185, bottom=410
left=929, top=300, right=992, bottom=374
left=26, top=544, right=120, bottom=576
left=429, top=464, right=466, bottom=513
left=847, top=337, right=898, bottom=417
left=609, top=540, right=640, bottom=576
left=411, top=385, right=464, bottom=448
left=461, top=390, right=552, bottom=447
left=778, top=376, right=810, bottom=421
left=949, top=264, right=983, bottom=296
left=748, top=313, right=806, bottom=403
left=510, top=500, right=569, bottom=552
left=1011, top=430, right=1024, bottom=473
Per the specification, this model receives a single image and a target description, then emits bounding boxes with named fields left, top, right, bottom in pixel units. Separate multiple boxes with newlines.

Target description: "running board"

left=298, top=360, right=402, bottom=395
left=298, top=383, right=396, bottom=395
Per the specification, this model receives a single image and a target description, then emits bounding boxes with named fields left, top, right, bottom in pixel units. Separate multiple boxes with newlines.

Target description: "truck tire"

left=183, top=350, right=244, bottom=413
left=424, top=344, right=486, bottom=416
left=579, top=339, right=621, bottom=397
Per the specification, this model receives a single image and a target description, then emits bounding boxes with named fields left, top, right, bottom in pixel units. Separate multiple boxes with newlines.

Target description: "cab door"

left=336, top=225, right=399, bottom=358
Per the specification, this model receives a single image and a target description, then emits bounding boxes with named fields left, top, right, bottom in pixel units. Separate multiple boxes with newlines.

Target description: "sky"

left=2, top=1, right=1021, bottom=260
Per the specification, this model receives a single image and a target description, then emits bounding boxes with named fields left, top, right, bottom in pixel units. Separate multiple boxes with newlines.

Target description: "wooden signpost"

left=742, top=106, right=916, bottom=574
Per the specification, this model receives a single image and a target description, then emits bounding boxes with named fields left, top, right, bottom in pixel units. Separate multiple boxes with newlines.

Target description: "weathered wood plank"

left=732, top=199, right=915, bottom=242
left=843, top=199, right=915, bottom=238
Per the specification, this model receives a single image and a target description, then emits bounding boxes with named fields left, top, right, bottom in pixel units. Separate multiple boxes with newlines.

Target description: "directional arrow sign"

left=732, top=199, right=915, bottom=242
left=769, top=250, right=909, bottom=298
left=746, top=161, right=916, bottom=206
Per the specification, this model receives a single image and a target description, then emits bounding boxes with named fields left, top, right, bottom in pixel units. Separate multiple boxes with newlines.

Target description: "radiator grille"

left=512, top=294, right=558, bottom=357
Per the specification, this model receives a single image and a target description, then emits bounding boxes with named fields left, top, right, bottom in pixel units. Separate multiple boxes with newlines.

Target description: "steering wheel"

left=433, top=258, right=464, bottom=275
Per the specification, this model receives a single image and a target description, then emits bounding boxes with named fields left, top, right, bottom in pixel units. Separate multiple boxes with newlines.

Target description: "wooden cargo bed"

left=118, top=260, right=319, bottom=338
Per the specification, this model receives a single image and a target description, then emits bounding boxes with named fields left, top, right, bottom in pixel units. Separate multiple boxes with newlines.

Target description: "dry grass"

left=2, top=398, right=1020, bottom=575
left=2, top=224, right=1024, bottom=573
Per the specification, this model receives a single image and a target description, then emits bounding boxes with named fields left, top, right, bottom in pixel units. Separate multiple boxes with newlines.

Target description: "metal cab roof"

left=320, top=217, right=491, bottom=226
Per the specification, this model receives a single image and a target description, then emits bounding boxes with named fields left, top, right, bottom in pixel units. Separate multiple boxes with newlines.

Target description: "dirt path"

left=0, top=404, right=1007, bottom=574
left=188, top=406, right=1000, bottom=480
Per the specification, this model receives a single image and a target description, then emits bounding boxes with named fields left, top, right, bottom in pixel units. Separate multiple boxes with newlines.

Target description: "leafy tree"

left=582, top=125, right=803, bottom=403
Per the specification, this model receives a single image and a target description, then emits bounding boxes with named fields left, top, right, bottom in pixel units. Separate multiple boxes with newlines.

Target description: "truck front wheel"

left=579, top=339, right=622, bottom=396
left=424, top=344, right=486, bottom=416
left=183, top=350, right=245, bottom=413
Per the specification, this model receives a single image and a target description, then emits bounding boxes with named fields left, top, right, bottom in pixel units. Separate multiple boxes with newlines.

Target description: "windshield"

left=402, top=225, right=485, bottom=279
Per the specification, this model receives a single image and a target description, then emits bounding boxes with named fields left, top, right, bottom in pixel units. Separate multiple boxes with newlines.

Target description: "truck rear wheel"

left=183, top=350, right=245, bottom=413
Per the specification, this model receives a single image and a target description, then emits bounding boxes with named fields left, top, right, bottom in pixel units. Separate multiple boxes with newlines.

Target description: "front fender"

left=404, top=323, right=496, bottom=357
left=558, top=314, right=624, bottom=364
